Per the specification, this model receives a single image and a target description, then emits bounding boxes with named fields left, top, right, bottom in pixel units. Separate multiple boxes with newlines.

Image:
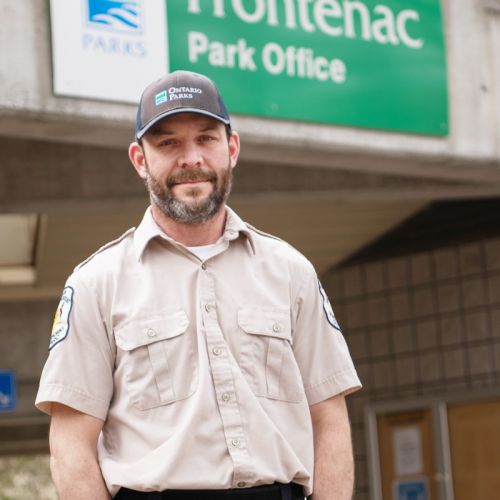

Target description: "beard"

left=144, top=158, right=233, bottom=225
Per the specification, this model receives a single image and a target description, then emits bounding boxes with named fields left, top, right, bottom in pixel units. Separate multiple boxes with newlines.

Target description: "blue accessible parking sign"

left=395, top=479, right=429, bottom=500
left=0, top=370, right=16, bottom=412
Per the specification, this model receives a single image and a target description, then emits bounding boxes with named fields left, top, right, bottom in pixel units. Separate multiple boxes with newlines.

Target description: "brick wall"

left=323, top=236, right=500, bottom=500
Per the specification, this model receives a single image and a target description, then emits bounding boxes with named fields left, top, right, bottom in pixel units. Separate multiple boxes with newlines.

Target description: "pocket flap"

left=115, top=310, right=189, bottom=351
left=238, top=306, right=291, bottom=341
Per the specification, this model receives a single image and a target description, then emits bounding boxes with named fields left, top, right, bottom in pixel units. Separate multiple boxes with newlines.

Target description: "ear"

left=128, top=142, right=148, bottom=179
left=228, top=130, right=240, bottom=169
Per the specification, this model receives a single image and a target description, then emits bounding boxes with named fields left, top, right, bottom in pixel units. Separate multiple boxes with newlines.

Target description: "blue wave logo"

left=85, top=0, right=142, bottom=33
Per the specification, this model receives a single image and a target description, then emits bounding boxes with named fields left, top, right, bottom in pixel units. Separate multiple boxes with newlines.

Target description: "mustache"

left=166, top=169, right=217, bottom=188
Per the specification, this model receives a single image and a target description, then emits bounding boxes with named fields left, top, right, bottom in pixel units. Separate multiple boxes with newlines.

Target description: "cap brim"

left=136, top=108, right=231, bottom=140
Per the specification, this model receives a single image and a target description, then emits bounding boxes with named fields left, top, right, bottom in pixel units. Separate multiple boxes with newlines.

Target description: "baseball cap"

left=135, top=70, right=231, bottom=140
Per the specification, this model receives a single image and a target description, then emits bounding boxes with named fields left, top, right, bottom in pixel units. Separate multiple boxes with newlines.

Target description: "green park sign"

left=166, top=0, right=449, bottom=135
left=50, top=0, right=448, bottom=135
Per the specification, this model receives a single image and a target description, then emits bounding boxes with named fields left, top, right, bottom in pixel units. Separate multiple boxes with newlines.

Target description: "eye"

left=199, top=135, right=216, bottom=143
left=158, top=138, right=177, bottom=147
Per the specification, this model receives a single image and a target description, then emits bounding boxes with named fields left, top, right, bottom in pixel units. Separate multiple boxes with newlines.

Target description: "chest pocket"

left=115, top=310, right=197, bottom=410
left=238, top=306, right=305, bottom=403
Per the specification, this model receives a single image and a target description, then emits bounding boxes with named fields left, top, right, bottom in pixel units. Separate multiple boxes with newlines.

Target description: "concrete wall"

left=0, top=300, right=54, bottom=414
left=0, top=299, right=54, bottom=454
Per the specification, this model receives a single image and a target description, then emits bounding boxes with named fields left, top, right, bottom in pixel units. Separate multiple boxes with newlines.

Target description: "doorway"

left=366, top=393, right=500, bottom=500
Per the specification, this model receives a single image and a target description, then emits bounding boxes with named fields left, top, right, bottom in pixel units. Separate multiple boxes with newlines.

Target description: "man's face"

left=130, top=113, right=239, bottom=224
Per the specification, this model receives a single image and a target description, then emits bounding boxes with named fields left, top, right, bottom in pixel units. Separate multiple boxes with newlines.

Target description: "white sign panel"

left=393, top=427, right=424, bottom=477
left=50, top=0, right=168, bottom=103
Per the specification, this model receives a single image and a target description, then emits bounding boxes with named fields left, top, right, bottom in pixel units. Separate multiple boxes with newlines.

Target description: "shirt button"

left=212, top=347, right=223, bottom=356
left=146, top=328, right=157, bottom=338
left=272, top=323, right=281, bottom=333
left=221, top=392, right=231, bottom=402
left=231, top=439, right=241, bottom=447
left=237, top=482, right=246, bottom=488
left=201, top=262, right=207, bottom=270
left=204, top=303, right=212, bottom=313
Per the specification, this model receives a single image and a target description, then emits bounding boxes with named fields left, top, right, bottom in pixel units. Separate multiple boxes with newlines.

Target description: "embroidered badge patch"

left=49, top=286, right=74, bottom=350
left=318, top=281, right=341, bottom=331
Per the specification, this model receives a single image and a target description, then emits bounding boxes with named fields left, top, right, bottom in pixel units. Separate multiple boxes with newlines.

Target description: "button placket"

left=199, top=270, right=254, bottom=486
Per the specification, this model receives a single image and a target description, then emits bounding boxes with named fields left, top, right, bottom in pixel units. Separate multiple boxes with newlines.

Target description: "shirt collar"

left=224, top=206, right=256, bottom=255
left=133, top=206, right=256, bottom=261
left=133, top=207, right=165, bottom=261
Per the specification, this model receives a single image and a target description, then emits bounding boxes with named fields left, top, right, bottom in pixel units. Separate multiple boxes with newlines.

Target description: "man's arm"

left=309, top=394, right=354, bottom=500
left=49, top=403, right=111, bottom=500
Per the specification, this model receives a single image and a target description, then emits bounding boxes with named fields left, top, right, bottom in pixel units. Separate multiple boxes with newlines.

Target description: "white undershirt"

left=187, top=242, right=224, bottom=260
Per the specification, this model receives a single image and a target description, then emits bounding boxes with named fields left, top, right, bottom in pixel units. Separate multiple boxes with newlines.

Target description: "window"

left=0, top=214, right=39, bottom=285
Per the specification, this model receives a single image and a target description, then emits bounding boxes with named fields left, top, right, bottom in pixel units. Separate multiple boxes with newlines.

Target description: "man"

left=36, top=70, right=361, bottom=500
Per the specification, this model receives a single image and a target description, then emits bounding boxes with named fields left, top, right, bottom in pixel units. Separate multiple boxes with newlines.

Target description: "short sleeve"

left=35, top=275, right=115, bottom=420
left=292, top=264, right=361, bottom=405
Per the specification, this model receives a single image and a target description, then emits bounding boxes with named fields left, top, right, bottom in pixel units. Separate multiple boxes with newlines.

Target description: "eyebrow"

left=148, top=126, right=174, bottom=136
left=200, top=124, right=219, bottom=132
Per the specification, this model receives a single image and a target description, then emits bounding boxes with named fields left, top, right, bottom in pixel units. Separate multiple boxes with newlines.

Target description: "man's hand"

left=309, top=394, right=354, bottom=500
left=49, top=403, right=111, bottom=500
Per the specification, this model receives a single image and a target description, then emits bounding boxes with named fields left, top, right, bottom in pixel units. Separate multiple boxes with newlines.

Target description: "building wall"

left=323, top=236, right=500, bottom=499
left=1, top=1, right=500, bottom=180
left=0, top=300, right=54, bottom=415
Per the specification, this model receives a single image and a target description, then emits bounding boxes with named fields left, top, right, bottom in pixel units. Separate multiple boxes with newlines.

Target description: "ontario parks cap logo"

left=84, top=0, right=143, bottom=34
left=155, top=90, right=168, bottom=105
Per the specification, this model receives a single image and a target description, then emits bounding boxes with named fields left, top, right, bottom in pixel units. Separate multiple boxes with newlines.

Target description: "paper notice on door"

left=393, top=426, right=424, bottom=476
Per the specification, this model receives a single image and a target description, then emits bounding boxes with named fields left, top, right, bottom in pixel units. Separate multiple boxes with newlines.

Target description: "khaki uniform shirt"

left=36, top=207, right=361, bottom=497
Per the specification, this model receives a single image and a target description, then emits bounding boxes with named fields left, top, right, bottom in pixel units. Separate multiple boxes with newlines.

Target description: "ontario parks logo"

left=155, top=90, right=168, bottom=105
left=84, top=0, right=143, bottom=34
left=82, top=0, right=146, bottom=57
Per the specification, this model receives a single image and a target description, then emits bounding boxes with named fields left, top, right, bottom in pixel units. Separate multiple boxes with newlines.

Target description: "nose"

left=177, top=143, right=202, bottom=169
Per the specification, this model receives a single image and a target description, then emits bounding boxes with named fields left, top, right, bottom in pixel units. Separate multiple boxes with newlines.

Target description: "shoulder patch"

left=49, top=286, right=74, bottom=350
left=75, top=227, right=135, bottom=271
left=318, top=280, right=341, bottom=331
